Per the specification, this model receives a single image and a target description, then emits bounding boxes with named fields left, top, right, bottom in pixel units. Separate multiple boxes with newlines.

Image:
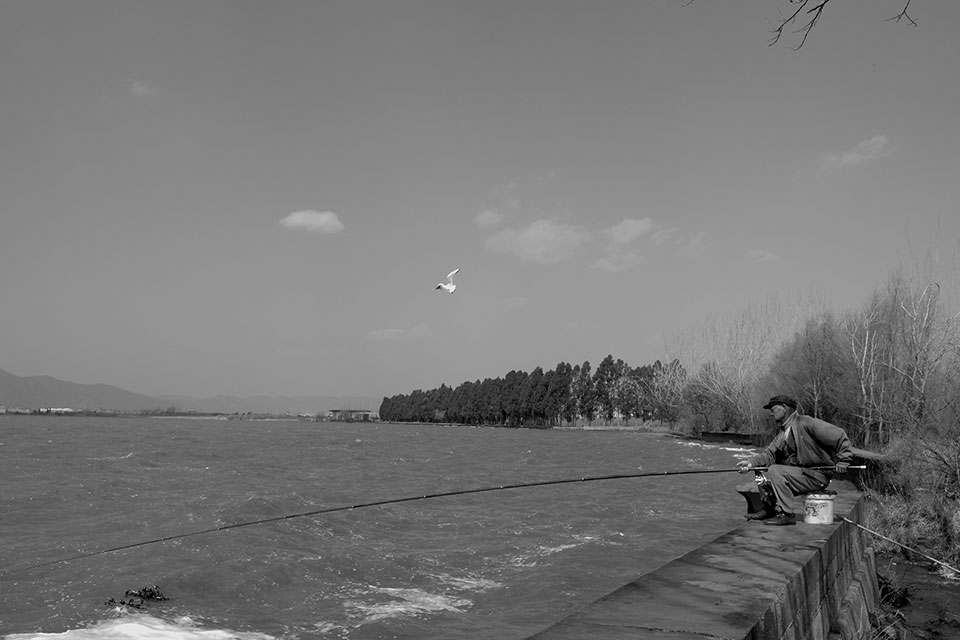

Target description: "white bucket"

left=803, top=492, right=835, bottom=524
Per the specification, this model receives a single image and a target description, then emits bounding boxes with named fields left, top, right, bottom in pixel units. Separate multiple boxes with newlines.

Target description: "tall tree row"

left=378, top=357, right=682, bottom=428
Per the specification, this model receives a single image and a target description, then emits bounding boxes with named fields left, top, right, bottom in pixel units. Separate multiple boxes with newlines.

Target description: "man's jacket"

left=749, top=413, right=854, bottom=469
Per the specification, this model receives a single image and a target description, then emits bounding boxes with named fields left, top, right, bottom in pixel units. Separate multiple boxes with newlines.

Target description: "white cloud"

left=474, top=209, right=504, bottom=229
left=280, top=210, right=344, bottom=233
left=367, top=328, right=404, bottom=341
left=820, top=135, right=890, bottom=172
left=678, top=232, right=706, bottom=258
left=592, top=251, right=645, bottom=272
left=603, top=217, right=655, bottom=246
left=476, top=178, right=704, bottom=270
left=747, top=249, right=780, bottom=262
left=127, top=80, right=157, bottom=97
left=408, top=323, right=429, bottom=338
left=485, top=218, right=592, bottom=263
left=650, top=228, right=679, bottom=245
left=593, top=217, right=655, bottom=272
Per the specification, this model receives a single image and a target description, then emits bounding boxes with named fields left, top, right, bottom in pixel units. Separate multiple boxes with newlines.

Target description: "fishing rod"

left=5, top=467, right=743, bottom=574
left=4, top=465, right=861, bottom=575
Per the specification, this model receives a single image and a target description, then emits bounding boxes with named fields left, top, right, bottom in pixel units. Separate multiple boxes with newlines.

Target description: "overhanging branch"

left=767, top=0, right=919, bottom=49
left=887, top=0, right=918, bottom=27
left=769, top=0, right=833, bottom=50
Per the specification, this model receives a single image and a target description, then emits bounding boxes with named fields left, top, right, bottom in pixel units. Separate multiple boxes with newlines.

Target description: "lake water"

left=0, top=415, right=753, bottom=639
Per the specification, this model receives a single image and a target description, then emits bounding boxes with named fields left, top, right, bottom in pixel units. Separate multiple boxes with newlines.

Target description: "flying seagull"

left=436, top=267, right=460, bottom=294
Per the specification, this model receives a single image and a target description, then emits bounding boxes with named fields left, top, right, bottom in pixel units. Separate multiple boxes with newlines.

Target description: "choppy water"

left=0, top=415, right=753, bottom=639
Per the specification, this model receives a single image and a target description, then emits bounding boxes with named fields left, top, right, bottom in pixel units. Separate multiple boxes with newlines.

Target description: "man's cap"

left=762, top=394, right=797, bottom=410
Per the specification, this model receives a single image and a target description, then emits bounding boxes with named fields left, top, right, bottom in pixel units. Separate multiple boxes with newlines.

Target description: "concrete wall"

left=528, top=480, right=879, bottom=639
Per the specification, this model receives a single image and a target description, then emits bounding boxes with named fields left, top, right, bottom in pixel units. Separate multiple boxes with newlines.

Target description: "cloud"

left=476, top=177, right=704, bottom=270
left=592, top=251, right=645, bottom=272
left=485, top=218, right=592, bottom=263
left=747, top=249, right=780, bottom=262
left=280, top=210, right=344, bottom=233
left=504, top=296, right=527, bottom=309
left=593, top=217, right=655, bottom=271
left=650, top=228, right=679, bottom=245
left=474, top=209, right=504, bottom=229
left=366, top=323, right=430, bottom=341
left=408, top=323, right=429, bottom=338
left=603, top=217, right=655, bottom=246
left=820, top=135, right=890, bottom=172
left=677, top=232, right=706, bottom=258
left=367, top=328, right=404, bottom=341
left=127, top=80, right=157, bottom=97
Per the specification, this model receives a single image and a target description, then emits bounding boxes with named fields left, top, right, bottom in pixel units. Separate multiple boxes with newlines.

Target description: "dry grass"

left=869, top=490, right=960, bottom=574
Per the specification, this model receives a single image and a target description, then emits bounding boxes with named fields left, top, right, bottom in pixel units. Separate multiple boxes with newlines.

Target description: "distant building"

left=327, top=409, right=374, bottom=422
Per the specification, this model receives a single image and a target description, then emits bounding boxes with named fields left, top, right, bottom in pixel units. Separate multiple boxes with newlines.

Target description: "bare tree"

left=844, top=291, right=895, bottom=448
left=665, top=291, right=827, bottom=433
left=845, top=236, right=960, bottom=450
left=647, top=359, right=686, bottom=424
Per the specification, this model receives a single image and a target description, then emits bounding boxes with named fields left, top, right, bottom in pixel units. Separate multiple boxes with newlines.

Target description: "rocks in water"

left=105, top=584, right=168, bottom=609
left=126, top=585, right=168, bottom=601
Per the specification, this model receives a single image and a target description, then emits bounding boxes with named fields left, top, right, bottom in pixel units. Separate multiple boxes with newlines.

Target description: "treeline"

left=378, top=357, right=685, bottom=427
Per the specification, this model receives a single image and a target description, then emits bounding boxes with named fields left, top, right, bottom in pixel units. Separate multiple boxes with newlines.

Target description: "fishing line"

left=841, top=517, right=960, bottom=576
left=5, top=467, right=748, bottom=575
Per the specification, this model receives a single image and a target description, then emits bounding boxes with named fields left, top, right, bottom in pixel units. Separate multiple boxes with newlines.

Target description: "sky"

left=2, top=0, right=959, bottom=401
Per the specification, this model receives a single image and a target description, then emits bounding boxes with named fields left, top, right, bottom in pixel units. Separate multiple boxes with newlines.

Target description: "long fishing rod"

left=5, top=465, right=859, bottom=575
left=6, top=467, right=746, bottom=575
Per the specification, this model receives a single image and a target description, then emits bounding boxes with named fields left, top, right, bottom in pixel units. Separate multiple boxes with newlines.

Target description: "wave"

left=2, top=613, right=276, bottom=640
left=679, top=440, right=758, bottom=456
left=344, top=586, right=472, bottom=624
left=434, top=573, right=502, bottom=592
left=339, top=569, right=503, bottom=627
left=89, top=452, right=134, bottom=462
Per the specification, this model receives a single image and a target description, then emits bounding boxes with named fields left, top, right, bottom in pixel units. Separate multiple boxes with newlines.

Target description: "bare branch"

left=766, top=0, right=919, bottom=49
left=769, top=0, right=833, bottom=50
left=888, top=0, right=918, bottom=27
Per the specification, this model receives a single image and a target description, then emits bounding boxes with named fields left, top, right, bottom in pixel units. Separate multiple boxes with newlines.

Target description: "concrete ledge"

left=528, top=481, right=878, bottom=640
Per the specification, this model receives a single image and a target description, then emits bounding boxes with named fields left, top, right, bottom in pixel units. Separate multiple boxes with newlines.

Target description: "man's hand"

left=835, top=461, right=850, bottom=473
left=737, top=461, right=752, bottom=474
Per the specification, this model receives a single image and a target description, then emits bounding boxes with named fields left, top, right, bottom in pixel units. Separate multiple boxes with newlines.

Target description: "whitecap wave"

left=679, top=441, right=758, bottom=455
left=3, top=614, right=276, bottom=640
left=345, top=586, right=471, bottom=624
left=537, top=543, right=580, bottom=555
left=434, top=574, right=501, bottom=592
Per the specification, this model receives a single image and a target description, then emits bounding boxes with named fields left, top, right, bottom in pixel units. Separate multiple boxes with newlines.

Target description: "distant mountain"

left=0, top=368, right=382, bottom=415
left=0, top=368, right=165, bottom=411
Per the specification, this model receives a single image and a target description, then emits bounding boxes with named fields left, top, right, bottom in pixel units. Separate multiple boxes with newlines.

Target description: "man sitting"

left=737, top=395, right=853, bottom=526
